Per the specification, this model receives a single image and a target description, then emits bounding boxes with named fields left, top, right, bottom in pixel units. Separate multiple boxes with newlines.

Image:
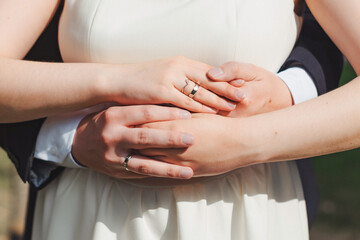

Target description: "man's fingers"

left=126, top=155, right=193, bottom=179
left=121, top=128, right=194, bottom=148
left=104, top=105, right=191, bottom=126
left=138, top=148, right=172, bottom=157
left=207, top=62, right=258, bottom=82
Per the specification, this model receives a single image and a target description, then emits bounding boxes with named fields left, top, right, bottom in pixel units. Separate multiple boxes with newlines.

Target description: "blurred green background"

left=0, top=62, right=359, bottom=239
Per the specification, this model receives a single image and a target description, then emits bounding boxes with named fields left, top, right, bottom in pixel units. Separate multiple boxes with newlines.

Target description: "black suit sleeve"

left=280, top=6, right=344, bottom=94
left=0, top=1, right=65, bottom=187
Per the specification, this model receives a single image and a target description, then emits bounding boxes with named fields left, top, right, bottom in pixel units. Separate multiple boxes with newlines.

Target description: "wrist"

left=94, top=64, right=128, bottom=103
left=230, top=117, right=270, bottom=166
left=71, top=112, right=97, bottom=167
left=275, top=75, right=294, bottom=107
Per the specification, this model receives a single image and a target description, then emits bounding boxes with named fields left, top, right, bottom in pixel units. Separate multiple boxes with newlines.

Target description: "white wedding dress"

left=33, top=0, right=309, bottom=239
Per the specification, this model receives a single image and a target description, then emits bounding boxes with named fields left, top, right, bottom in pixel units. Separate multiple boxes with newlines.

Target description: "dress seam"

left=87, top=0, right=102, bottom=61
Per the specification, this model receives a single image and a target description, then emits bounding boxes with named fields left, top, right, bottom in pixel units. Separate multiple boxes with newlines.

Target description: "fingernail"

left=227, top=101, right=237, bottom=109
left=180, top=168, right=193, bottom=179
left=236, top=90, right=246, bottom=100
left=181, top=111, right=191, bottom=119
left=208, top=67, right=224, bottom=78
left=232, top=79, right=245, bottom=86
left=181, top=134, right=194, bottom=145
left=205, top=106, right=218, bottom=113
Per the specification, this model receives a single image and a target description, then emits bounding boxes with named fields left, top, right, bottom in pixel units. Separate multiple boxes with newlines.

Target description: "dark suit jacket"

left=0, top=2, right=343, bottom=237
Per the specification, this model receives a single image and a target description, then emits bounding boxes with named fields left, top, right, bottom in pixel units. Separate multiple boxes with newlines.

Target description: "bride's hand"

left=138, top=114, right=256, bottom=177
left=207, top=62, right=293, bottom=117
left=104, top=56, right=245, bottom=113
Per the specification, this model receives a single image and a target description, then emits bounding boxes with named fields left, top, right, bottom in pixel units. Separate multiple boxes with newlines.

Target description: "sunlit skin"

left=0, top=0, right=242, bottom=123
left=133, top=0, right=360, bottom=178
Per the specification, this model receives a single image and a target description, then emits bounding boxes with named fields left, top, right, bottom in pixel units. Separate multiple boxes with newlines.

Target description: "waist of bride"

left=116, top=167, right=250, bottom=188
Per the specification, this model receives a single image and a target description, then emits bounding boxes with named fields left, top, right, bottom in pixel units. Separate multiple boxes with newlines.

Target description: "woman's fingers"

left=121, top=128, right=194, bottom=149
left=176, top=80, right=237, bottom=111
left=183, top=67, right=246, bottom=102
left=207, top=62, right=258, bottom=82
left=124, top=154, right=193, bottom=179
left=170, top=92, right=219, bottom=114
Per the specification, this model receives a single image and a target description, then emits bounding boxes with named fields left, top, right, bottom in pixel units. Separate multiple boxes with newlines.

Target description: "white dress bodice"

left=59, top=0, right=301, bottom=72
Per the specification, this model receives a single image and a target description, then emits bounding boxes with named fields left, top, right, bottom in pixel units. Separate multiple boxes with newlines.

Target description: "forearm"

left=237, top=77, right=360, bottom=164
left=0, top=57, right=117, bottom=123
left=306, top=0, right=360, bottom=74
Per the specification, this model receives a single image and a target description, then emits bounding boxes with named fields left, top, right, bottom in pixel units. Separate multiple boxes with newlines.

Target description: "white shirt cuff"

left=277, top=67, right=318, bottom=105
left=34, top=104, right=108, bottom=168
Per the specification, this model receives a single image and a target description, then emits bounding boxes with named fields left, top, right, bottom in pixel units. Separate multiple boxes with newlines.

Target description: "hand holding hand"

left=72, top=105, right=195, bottom=179
left=207, top=62, right=293, bottom=117
left=138, top=114, right=256, bottom=177
left=105, top=56, right=244, bottom=113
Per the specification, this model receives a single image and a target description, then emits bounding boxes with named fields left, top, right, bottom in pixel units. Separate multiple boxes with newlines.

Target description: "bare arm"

left=137, top=0, right=360, bottom=174
left=251, top=0, right=360, bottom=161
left=306, top=0, right=360, bottom=74
left=137, top=78, right=360, bottom=175
left=0, top=0, right=240, bottom=123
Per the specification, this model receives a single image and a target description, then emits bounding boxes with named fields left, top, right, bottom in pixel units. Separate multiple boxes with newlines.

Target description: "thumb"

left=207, top=62, right=258, bottom=82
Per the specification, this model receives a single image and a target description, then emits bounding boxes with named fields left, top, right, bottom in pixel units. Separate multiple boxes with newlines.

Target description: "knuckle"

left=166, top=167, right=179, bottom=177
left=226, top=61, right=240, bottom=73
left=136, top=163, right=150, bottom=174
left=168, top=56, right=181, bottom=67
left=135, top=129, right=150, bottom=145
left=225, top=84, right=236, bottom=95
left=141, top=106, right=154, bottom=122
left=167, top=132, right=179, bottom=145
left=215, top=96, right=226, bottom=107
left=102, top=107, right=118, bottom=123
left=168, top=109, right=180, bottom=120
left=100, top=129, right=114, bottom=145
left=103, top=152, right=116, bottom=164
left=246, top=64, right=258, bottom=77
left=166, top=56, right=187, bottom=70
left=183, top=96, right=193, bottom=107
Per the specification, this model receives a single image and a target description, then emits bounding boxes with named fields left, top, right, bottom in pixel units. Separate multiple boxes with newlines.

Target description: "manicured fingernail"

left=180, top=168, right=193, bottom=179
left=181, top=111, right=191, bottom=119
left=205, top=106, right=218, bottom=113
left=181, top=134, right=194, bottom=145
left=208, top=67, right=224, bottom=78
left=236, top=90, right=246, bottom=100
left=232, top=80, right=245, bottom=86
left=227, top=101, right=237, bottom=109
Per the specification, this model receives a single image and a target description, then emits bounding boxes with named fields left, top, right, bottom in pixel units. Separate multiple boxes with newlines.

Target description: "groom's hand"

left=207, top=62, right=293, bottom=117
left=71, top=105, right=194, bottom=179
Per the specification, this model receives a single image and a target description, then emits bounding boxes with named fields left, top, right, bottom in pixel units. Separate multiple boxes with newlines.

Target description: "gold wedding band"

left=188, top=82, right=200, bottom=98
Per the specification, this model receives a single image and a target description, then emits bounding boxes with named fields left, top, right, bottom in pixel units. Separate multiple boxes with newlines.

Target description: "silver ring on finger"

left=123, top=154, right=132, bottom=171
left=181, top=78, right=190, bottom=93
left=188, top=82, right=200, bottom=98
